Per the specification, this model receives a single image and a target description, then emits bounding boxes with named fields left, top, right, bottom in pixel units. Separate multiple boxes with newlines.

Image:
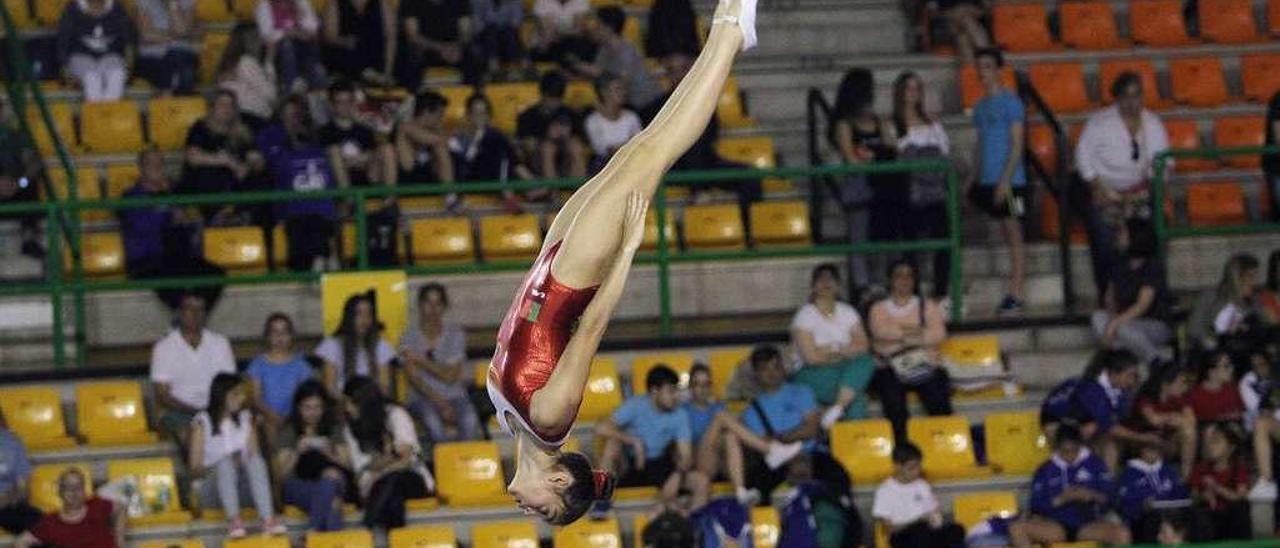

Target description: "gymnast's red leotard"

left=488, top=240, right=599, bottom=448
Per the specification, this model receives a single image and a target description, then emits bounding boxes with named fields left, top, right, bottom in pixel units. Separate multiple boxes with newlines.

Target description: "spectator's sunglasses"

left=1131, top=137, right=1140, bottom=162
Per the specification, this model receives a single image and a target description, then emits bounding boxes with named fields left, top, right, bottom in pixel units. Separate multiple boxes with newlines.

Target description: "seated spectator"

left=450, top=94, right=531, bottom=212
left=777, top=450, right=864, bottom=547
left=150, top=293, right=237, bottom=448
left=246, top=313, right=316, bottom=428
left=275, top=380, right=353, bottom=532
left=191, top=374, right=285, bottom=538
left=399, top=283, right=481, bottom=443
left=120, top=149, right=226, bottom=311
left=0, top=411, right=42, bottom=536
left=321, top=0, right=395, bottom=85
left=970, top=49, right=1026, bottom=315
left=530, top=0, right=593, bottom=69
left=1041, top=350, right=1148, bottom=472
left=569, top=7, right=662, bottom=109
left=594, top=366, right=707, bottom=515
left=180, top=90, right=264, bottom=223
left=342, top=376, right=434, bottom=530
left=890, top=71, right=951, bottom=298
left=258, top=94, right=340, bottom=272
left=515, top=71, right=587, bottom=184
left=1118, top=438, right=1190, bottom=544
left=584, top=74, right=641, bottom=170
left=396, top=0, right=472, bottom=90
left=56, top=0, right=134, bottom=102
left=216, top=23, right=278, bottom=128
left=0, top=103, right=45, bottom=260
left=318, top=293, right=395, bottom=395
left=1245, top=352, right=1280, bottom=500
left=868, top=260, right=953, bottom=441
left=740, top=346, right=826, bottom=499
left=15, top=469, right=122, bottom=548
left=1092, top=219, right=1173, bottom=368
left=135, top=0, right=199, bottom=95
left=396, top=91, right=455, bottom=191
left=872, top=443, right=965, bottom=548
left=1190, top=422, right=1252, bottom=540
left=1189, top=254, right=1276, bottom=366
left=321, top=81, right=393, bottom=190
left=256, top=0, right=326, bottom=92
left=644, top=0, right=698, bottom=59
left=468, top=0, right=524, bottom=78
left=935, top=0, right=990, bottom=63
left=1188, top=351, right=1244, bottom=424
left=1125, top=367, right=1196, bottom=478
left=790, top=263, right=874, bottom=428
left=1009, top=425, right=1131, bottom=546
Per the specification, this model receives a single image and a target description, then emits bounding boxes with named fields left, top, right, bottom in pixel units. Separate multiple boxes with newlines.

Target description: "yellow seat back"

left=952, top=491, right=1019, bottom=531
left=306, top=529, right=375, bottom=548
left=485, top=82, right=541, bottom=135
left=0, top=386, right=71, bottom=449
left=641, top=210, right=676, bottom=251
left=104, top=164, right=141, bottom=198
left=906, top=416, right=980, bottom=478
left=631, top=514, right=648, bottom=548
left=80, top=101, right=144, bottom=154
left=471, top=520, right=539, bottom=548
left=75, top=381, right=151, bottom=444
left=552, top=516, right=620, bottom=547
left=3, top=0, right=36, bottom=28
left=204, top=226, right=268, bottom=273
left=138, top=539, right=205, bottom=548
left=433, top=441, right=506, bottom=506
left=630, top=352, right=695, bottom=394
left=437, top=86, right=474, bottom=131
left=707, top=347, right=750, bottom=400
left=225, top=537, right=291, bottom=548
left=65, top=232, right=126, bottom=278
left=941, top=335, right=1001, bottom=368
left=410, top=218, right=474, bottom=264
left=388, top=525, right=457, bottom=548
left=105, top=457, right=181, bottom=513
left=148, top=96, right=208, bottom=151
left=30, top=463, right=93, bottom=513
left=830, top=419, right=894, bottom=485
left=194, top=0, right=234, bottom=21
left=34, top=0, right=67, bottom=25
left=985, top=411, right=1050, bottom=475
left=564, top=80, right=599, bottom=110
left=579, top=358, right=623, bottom=422
left=750, top=201, right=811, bottom=247
left=199, top=32, right=230, bottom=85
left=479, top=214, right=542, bottom=261
left=750, top=507, right=780, bottom=548
left=27, top=103, right=77, bottom=155
left=683, top=204, right=745, bottom=250
left=717, top=77, right=755, bottom=129
left=715, top=136, right=775, bottom=168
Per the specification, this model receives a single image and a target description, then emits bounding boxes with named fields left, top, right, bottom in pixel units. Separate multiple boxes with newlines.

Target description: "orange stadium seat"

left=683, top=204, right=745, bottom=250
left=1213, top=116, right=1265, bottom=168
left=148, top=96, right=207, bottom=151
left=27, top=103, right=78, bottom=155
left=631, top=352, right=695, bottom=394
left=34, top=0, right=66, bottom=26
left=66, top=232, right=126, bottom=277
left=1169, top=57, right=1230, bottom=107
left=30, top=463, right=93, bottom=513
left=199, top=31, right=230, bottom=85
left=563, top=79, right=598, bottom=110
left=1271, top=0, right=1280, bottom=35
left=195, top=0, right=235, bottom=22
left=471, top=520, right=538, bottom=548
left=718, top=77, right=756, bottom=129
left=1099, top=60, right=1169, bottom=109
left=985, top=411, right=1050, bottom=475
left=906, top=416, right=990, bottom=480
left=104, top=164, right=141, bottom=198
left=1187, top=182, right=1248, bottom=226
left=0, top=386, right=76, bottom=451
left=1242, top=54, right=1280, bottom=102
left=831, top=419, right=894, bottom=485
left=578, top=358, right=623, bottom=421
left=750, top=201, right=811, bottom=247
left=959, top=65, right=1015, bottom=111
left=410, top=218, right=474, bottom=264
left=992, top=3, right=1056, bottom=51
left=1041, top=194, right=1087, bottom=245
left=106, top=458, right=191, bottom=526
left=75, top=381, right=158, bottom=445
left=433, top=441, right=508, bottom=507
left=479, top=214, right=542, bottom=261
left=1061, top=2, right=1124, bottom=50
left=952, top=491, right=1020, bottom=531
left=1027, top=63, right=1092, bottom=114
left=1129, top=0, right=1196, bottom=46
left=485, top=82, right=540, bottom=135
left=306, top=529, right=374, bottom=548
left=1199, top=0, right=1263, bottom=43
left=1164, top=120, right=1217, bottom=172
left=80, top=101, right=144, bottom=154
left=204, top=226, right=268, bottom=273
left=387, top=525, right=457, bottom=548
left=553, top=516, right=621, bottom=548
left=1027, top=124, right=1060, bottom=175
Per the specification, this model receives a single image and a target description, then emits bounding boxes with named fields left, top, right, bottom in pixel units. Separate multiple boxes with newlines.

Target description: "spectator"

left=830, top=68, right=897, bottom=290
left=1040, top=350, right=1148, bottom=472
left=321, top=80, right=393, bottom=190
left=644, top=0, right=698, bottom=59
left=150, top=292, right=237, bottom=447
left=1074, top=72, right=1171, bottom=303
left=450, top=94, right=530, bottom=212
left=246, top=312, right=316, bottom=427
left=1189, top=254, right=1276, bottom=364
left=1125, top=366, right=1196, bottom=478
left=134, top=0, right=199, bottom=95
left=935, top=0, right=990, bottom=63
left=584, top=74, right=641, bottom=169
left=594, top=366, right=707, bottom=514
left=180, top=90, right=263, bottom=223
left=14, top=469, right=122, bottom=548
left=740, top=345, right=824, bottom=499
left=318, top=292, right=395, bottom=395
left=190, top=373, right=285, bottom=538
left=970, top=48, right=1026, bottom=315
left=275, top=379, right=353, bottom=532
left=872, top=443, right=966, bottom=548
left=530, top=0, right=593, bottom=68
left=256, top=0, right=326, bottom=92
left=1190, top=422, right=1251, bottom=540
left=1091, top=219, right=1173, bottom=368
left=1266, top=90, right=1280, bottom=222
left=396, top=0, right=472, bottom=90
left=790, top=263, right=874, bottom=428
left=0, top=101, right=44, bottom=260
left=56, top=0, right=134, bottom=102
left=258, top=94, right=340, bottom=272
left=321, top=0, right=395, bottom=85
left=1188, top=351, right=1244, bottom=424
left=396, top=91, right=456, bottom=189
left=1263, top=250, right=1280, bottom=320
left=1117, top=438, right=1190, bottom=544
left=0, top=411, right=41, bottom=536
left=570, top=7, right=662, bottom=109
left=399, top=283, right=481, bottom=443
left=1009, top=425, right=1131, bottom=547
left=890, top=71, right=951, bottom=298
left=868, top=260, right=953, bottom=441
left=468, top=0, right=524, bottom=78
left=342, top=376, right=434, bottom=530
left=216, top=23, right=278, bottom=128
left=1244, top=352, right=1280, bottom=500
left=515, top=71, right=588, bottom=183
left=120, top=149, right=227, bottom=311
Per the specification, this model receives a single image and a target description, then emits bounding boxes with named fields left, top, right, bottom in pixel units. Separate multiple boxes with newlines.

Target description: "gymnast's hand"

left=622, top=191, right=649, bottom=252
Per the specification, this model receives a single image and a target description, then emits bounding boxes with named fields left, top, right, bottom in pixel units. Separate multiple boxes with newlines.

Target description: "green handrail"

left=1151, top=145, right=1280, bottom=260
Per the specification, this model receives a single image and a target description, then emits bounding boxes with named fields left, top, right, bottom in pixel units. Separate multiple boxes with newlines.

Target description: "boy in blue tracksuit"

left=1010, top=425, right=1132, bottom=546
left=1118, top=439, right=1190, bottom=543
left=1039, top=350, right=1147, bottom=471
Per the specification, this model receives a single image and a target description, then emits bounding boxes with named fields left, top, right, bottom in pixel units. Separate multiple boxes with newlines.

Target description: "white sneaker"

left=764, top=441, right=803, bottom=470
left=735, top=486, right=761, bottom=506
left=820, top=405, right=844, bottom=430
left=714, top=0, right=758, bottom=51
left=1250, top=478, right=1278, bottom=502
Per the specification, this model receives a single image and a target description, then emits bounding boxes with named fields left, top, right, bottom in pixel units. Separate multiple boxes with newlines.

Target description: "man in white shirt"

left=1073, top=71, right=1170, bottom=302
left=149, top=293, right=236, bottom=448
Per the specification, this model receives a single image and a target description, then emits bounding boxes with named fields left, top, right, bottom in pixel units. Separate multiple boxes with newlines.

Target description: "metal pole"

left=46, top=206, right=65, bottom=368
left=1152, top=155, right=1169, bottom=264
left=655, top=183, right=672, bottom=337
left=946, top=167, right=963, bottom=323
left=355, top=190, right=369, bottom=270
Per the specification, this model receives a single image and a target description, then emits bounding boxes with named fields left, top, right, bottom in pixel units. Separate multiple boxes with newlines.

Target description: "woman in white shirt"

left=789, top=263, right=875, bottom=429
left=342, top=376, right=434, bottom=529
left=584, top=74, right=642, bottom=170
left=316, top=293, right=396, bottom=396
left=216, top=23, right=278, bottom=127
left=891, top=71, right=952, bottom=298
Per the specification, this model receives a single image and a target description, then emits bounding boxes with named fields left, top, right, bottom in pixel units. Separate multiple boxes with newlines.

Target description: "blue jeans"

left=200, top=454, right=274, bottom=520
left=274, top=38, right=326, bottom=90
left=282, top=476, right=344, bottom=531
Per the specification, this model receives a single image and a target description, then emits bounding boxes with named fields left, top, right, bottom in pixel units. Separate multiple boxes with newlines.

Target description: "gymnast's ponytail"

left=552, top=451, right=614, bottom=525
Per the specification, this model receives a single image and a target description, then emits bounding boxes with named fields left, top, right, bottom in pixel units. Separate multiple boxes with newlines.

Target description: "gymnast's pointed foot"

left=712, top=0, right=757, bottom=51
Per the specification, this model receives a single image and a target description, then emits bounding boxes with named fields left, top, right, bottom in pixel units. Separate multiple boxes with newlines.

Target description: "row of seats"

left=1028, top=116, right=1268, bottom=173
left=993, top=0, right=1277, bottom=52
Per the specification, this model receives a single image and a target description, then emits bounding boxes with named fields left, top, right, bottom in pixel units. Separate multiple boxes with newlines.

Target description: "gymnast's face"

left=508, top=467, right=569, bottom=521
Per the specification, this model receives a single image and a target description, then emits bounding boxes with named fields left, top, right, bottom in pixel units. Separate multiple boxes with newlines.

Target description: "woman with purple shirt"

left=257, top=95, right=339, bottom=272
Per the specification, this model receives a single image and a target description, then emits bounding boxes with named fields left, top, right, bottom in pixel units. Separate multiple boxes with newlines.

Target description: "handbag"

left=899, top=144, right=948, bottom=206
left=888, top=347, right=937, bottom=386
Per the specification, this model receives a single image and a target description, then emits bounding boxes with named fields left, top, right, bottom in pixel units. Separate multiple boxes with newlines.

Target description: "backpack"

left=643, top=510, right=696, bottom=548
left=777, top=472, right=863, bottom=548
left=695, top=498, right=752, bottom=548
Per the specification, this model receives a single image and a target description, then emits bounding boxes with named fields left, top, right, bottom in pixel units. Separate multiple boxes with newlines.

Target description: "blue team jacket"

left=1117, top=458, right=1189, bottom=523
left=1029, top=448, right=1115, bottom=531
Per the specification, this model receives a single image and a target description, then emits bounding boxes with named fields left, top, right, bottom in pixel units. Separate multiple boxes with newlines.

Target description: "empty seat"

left=44, top=167, right=111, bottom=222
left=485, top=82, right=541, bottom=134
left=34, top=0, right=66, bottom=26
left=224, top=537, right=291, bottom=548
left=1028, top=63, right=1092, bottom=113
left=715, top=136, right=776, bottom=169
left=1169, top=57, right=1230, bottom=107
left=830, top=419, right=894, bottom=485
left=952, top=491, right=1019, bottom=531
left=631, top=352, right=695, bottom=394
left=479, top=214, right=542, bottom=261
left=718, top=77, right=756, bottom=129
left=553, top=516, right=621, bottom=547
left=75, top=381, right=158, bottom=445
left=1027, top=123, right=1061, bottom=175
left=1040, top=194, right=1088, bottom=245
left=388, top=525, right=457, bottom=548
left=1099, top=60, right=1168, bottom=109
left=1242, top=54, right=1280, bottom=102
left=106, top=457, right=191, bottom=525
left=577, top=358, right=623, bottom=421
left=683, top=204, right=745, bottom=250
left=707, top=347, right=751, bottom=400
left=906, top=416, right=990, bottom=480
left=433, top=441, right=508, bottom=506
left=27, top=103, right=78, bottom=155
left=1200, top=0, right=1263, bottom=43
left=410, top=218, right=474, bottom=264
left=195, top=0, right=235, bottom=21
left=104, top=164, right=141, bottom=198
left=1213, top=116, right=1266, bottom=168
left=437, top=86, right=474, bottom=130
left=306, top=529, right=374, bottom=548
left=1163, top=119, right=1216, bottom=172
left=30, top=463, right=93, bottom=513
left=0, top=386, right=76, bottom=450
left=984, top=411, right=1050, bottom=475
left=148, top=96, right=207, bottom=151
left=199, top=32, right=230, bottom=85
left=992, top=3, right=1056, bottom=51
left=138, top=540, right=205, bottom=548
left=3, top=0, right=36, bottom=29
left=563, top=80, right=598, bottom=110
left=750, top=201, right=811, bottom=247
left=940, top=335, right=1001, bottom=369
left=204, top=226, right=268, bottom=273
left=80, top=101, right=144, bottom=154
left=1061, top=2, right=1124, bottom=49
left=471, top=520, right=538, bottom=548
left=1129, top=0, right=1196, bottom=46
left=959, top=65, right=1016, bottom=111
left=622, top=15, right=643, bottom=52
left=641, top=210, right=676, bottom=251
left=1187, top=182, right=1248, bottom=226
left=67, top=232, right=126, bottom=277
left=750, top=506, right=781, bottom=548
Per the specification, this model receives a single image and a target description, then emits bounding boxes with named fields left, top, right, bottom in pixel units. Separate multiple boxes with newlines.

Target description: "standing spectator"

left=56, top=0, right=135, bottom=102
left=1091, top=219, right=1173, bottom=368
left=740, top=345, right=824, bottom=499
left=1188, top=351, right=1245, bottom=424
left=1074, top=72, right=1171, bottom=303
left=134, top=0, right=199, bottom=95
left=1117, top=438, right=1190, bottom=544
left=275, top=380, right=353, bottom=532
left=396, top=0, right=472, bottom=90
left=790, top=263, right=875, bottom=428
left=1125, top=366, right=1197, bottom=478
left=396, top=91, right=456, bottom=188
left=970, top=48, right=1026, bottom=315
left=317, top=293, right=396, bottom=395
left=246, top=313, right=315, bottom=427
left=936, top=0, right=990, bottom=64
left=150, top=293, right=237, bottom=446
left=321, top=81, right=393, bottom=190
left=890, top=71, right=952, bottom=298
left=399, top=283, right=481, bottom=443
left=570, top=7, right=662, bottom=109
left=830, top=68, right=896, bottom=290
left=1265, top=90, right=1280, bottom=222
left=1009, top=425, right=1131, bottom=547
left=515, top=71, right=588, bottom=183
left=14, top=470, right=123, bottom=548
left=256, top=0, right=326, bottom=92
left=258, top=94, right=340, bottom=272
left=469, top=0, right=524, bottom=77
left=1189, top=254, right=1275, bottom=363
left=190, top=374, right=286, bottom=538
left=872, top=443, right=966, bottom=548
left=1190, top=422, right=1252, bottom=540
left=868, top=260, right=953, bottom=441
left=450, top=94, right=530, bottom=212
left=1040, top=350, right=1149, bottom=473
left=0, top=412, right=41, bottom=536
left=216, top=23, right=278, bottom=128
left=584, top=74, right=642, bottom=169
left=644, top=0, right=698, bottom=59
left=530, top=0, right=592, bottom=67
left=180, top=90, right=263, bottom=223
left=342, top=376, right=434, bottom=530
left=322, top=0, right=395, bottom=85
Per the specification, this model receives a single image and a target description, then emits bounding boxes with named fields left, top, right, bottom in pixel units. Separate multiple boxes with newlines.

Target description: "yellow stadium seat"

left=104, top=164, right=140, bottom=198
left=65, top=232, right=126, bottom=278
left=631, top=352, right=695, bottom=394
left=338, top=221, right=403, bottom=264
left=564, top=80, right=598, bottom=110
left=641, top=209, right=677, bottom=252
left=44, top=167, right=110, bottom=222
left=433, top=441, right=508, bottom=507
left=873, top=521, right=889, bottom=548
left=553, top=516, right=620, bottom=547
left=683, top=204, right=745, bottom=250
left=138, top=540, right=205, bottom=548
left=30, top=463, right=93, bottom=513
left=579, top=358, right=623, bottom=422
left=388, top=525, right=457, bottom=548
left=27, top=103, right=77, bottom=155
left=106, top=457, right=191, bottom=525
left=204, top=226, right=268, bottom=274
left=195, top=0, right=234, bottom=21
left=3, top=0, right=36, bottom=29
left=471, top=520, right=539, bottom=548
left=307, top=529, right=374, bottom=548
left=906, top=416, right=990, bottom=480
left=718, top=77, right=756, bottom=129
left=830, top=419, right=894, bottom=485
left=199, top=31, right=230, bottom=85
left=707, top=347, right=750, bottom=400
left=438, top=86, right=474, bottom=130
left=75, top=381, right=158, bottom=446
left=399, top=194, right=448, bottom=212
left=952, top=491, right=1019, bottom=531
left=485, top=82, right=541, bottom=135
left=750, top=507, right=780, bottom=548
left=231, top=0, right=258, bottom=20
left=148, top=96, right=207, bottom=151
left=985, top=411, right=1050, bottom=475
left=479, top=214, right=542, bottom=261
left=225, top=537, right=291, bottom=548
left=941, top=335, right=1001, bottom=367
left=750, top=201, right=811, bottom=247
left=762, top=177, right=795, bottom=195
left=0, top=386, right=76, bottom=450
left=80, top=101, right=144, bottom=154
left=715, top=136, right=775, bottom=168
left=622, top=16, right=643, bottom=53
left=34, top=0, right=66, bottom=26
left=410, top=217, right=474, bottom=264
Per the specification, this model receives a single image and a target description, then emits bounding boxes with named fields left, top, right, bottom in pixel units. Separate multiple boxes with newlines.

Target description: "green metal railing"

left=1152, top=146, right=1280, bottom=258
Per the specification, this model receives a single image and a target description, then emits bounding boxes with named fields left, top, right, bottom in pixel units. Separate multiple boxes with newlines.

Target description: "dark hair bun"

left=591, top=469, right=616, bottom=501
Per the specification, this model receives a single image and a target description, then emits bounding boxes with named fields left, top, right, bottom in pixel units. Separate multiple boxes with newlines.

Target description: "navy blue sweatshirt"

left=1117, top=458, right=1189, bottom=523
left=1029, top=448, right=1115, bottom=531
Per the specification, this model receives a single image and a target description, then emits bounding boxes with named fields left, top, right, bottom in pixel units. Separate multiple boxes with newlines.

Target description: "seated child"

left=872, top=442, right=966, bottom=548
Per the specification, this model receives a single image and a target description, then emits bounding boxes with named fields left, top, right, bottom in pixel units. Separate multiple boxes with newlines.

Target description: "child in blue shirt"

left=246, top=313, right=316, bottom=427
left=1010, top=424, right=1131, bottom=546
left=1118, top=438, right=1189, bottom=543
left=1039, top=349, right=1148, bottom=471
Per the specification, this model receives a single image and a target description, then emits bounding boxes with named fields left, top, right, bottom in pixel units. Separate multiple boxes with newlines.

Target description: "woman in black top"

left=321, top=0, right=396, bottom=84
left=1091, top=219, right=1173, bottom=369
left=181, top=90, right=264, bottom=222
left=451, top=94, right=533, bottom=212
